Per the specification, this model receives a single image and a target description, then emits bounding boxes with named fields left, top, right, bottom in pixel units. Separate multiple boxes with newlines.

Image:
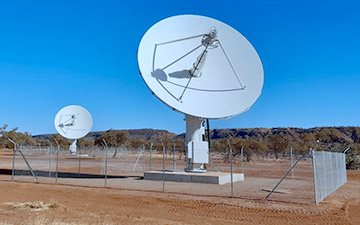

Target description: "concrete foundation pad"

left=144, top=171, right=244, bottom=185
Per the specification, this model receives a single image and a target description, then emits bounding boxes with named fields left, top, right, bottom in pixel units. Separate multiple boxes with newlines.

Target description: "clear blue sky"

left=0, top=0, right=359, bottom=135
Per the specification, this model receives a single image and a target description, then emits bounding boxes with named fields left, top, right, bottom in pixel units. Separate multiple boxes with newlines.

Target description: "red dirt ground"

left=0, top=149, right=359, bottom=224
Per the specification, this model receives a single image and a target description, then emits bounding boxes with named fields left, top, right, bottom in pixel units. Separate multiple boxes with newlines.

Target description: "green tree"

left=315, top=128, right=344, bottom=143
left=129, top=138, right=147, bottom=148
left=78, top=138, right=94, bottom=147
left=346, top=146, right=360, bottom=169
left=302, top=133, right=316, bottom=143
left=229, top=138, right=267, bottom=161
left=95, top=130, right=129, bottom=147
left=0, top=126, right=37, bottom=147
left=50, top=134, right=71, bottom=147
left=268, top=134, right=289, bottom=159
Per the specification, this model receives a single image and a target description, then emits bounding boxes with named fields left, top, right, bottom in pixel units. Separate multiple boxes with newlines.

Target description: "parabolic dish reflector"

left=137, top=15, right=264, bottom=119
left=54, top=105, right=93, bottom=139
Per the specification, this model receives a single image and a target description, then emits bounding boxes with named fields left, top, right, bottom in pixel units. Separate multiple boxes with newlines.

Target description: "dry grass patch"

left=3, top=201, right=61, bottom=212
left=1, top=215, right=87, bottom=225
left=24, top=215, right=85, bottom=225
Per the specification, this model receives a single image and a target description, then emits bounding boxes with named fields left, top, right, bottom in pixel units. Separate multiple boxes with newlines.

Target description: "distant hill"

left=34, top=126, right=360, bottom=145
left=176, top=126, right=360, bottom=144
left=33, top=128, right=178, bottom=142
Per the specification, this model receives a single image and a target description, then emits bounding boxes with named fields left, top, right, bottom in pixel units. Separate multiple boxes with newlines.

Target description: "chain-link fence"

left=312, top=151, right=347, bottom=204
left=0, top=144, right=347, bottom=205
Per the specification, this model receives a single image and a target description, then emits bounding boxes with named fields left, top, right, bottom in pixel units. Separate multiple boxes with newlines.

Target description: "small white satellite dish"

left=138, top=15, right=263, bottom=172
left=54, top=105, right=93, bottom=140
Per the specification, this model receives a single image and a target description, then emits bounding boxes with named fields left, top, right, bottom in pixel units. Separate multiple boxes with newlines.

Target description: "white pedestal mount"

left=70, top=139, right=77, bottom=155
left=185, top=115, right=209, bottom=173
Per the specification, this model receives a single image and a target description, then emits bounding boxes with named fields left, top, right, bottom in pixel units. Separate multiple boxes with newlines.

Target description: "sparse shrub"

left=346, top=148, right=360, bottom=170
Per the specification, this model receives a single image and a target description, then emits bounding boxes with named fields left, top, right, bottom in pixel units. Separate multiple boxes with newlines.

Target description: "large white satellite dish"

left=54, top=105, right=93, bottom=154
left=138, top=15, right=263, bottom=172
left=138, top=15, right=263, bottom=119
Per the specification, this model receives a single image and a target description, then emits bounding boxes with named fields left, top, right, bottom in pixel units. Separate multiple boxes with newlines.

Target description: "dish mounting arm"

left=217, top=40, right=246, bottom=90
left=152, top=33, right=206, bottom=72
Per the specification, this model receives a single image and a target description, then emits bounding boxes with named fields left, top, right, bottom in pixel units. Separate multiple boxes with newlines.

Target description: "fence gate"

left=312, top=151, right=347, bottom=204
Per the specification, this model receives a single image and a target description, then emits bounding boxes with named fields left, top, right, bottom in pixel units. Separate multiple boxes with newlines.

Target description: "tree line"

left=1, top=125, right=359, bottom=156
left=1, top=124, right=359, bottom=168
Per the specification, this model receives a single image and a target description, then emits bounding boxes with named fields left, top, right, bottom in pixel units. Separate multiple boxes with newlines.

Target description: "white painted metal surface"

left=54, top=105, right=93, bottom=139
left=185, top=115, right=208, bottom=164
left=137, top=14, right=263, bottom=119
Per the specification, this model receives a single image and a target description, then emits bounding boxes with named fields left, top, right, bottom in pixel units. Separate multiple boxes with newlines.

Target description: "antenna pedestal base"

left=70, top=139, right=77, bottom=155
left=185, top=115, right=209, bottom=173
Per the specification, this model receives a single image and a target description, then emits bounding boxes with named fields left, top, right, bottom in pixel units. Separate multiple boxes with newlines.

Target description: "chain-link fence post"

left=160, top=139, right=165, bottom=193
left=227, top=140, right=234, bottom=198
left=173, top=142, right=176, bottom=171
left=54, top=138, right=60, bottom=184
left=290, top=147, right=294, bottom=179
left=150, top=143, right=153, bottom=171
left=102, top=139, right=108, bottom=188
left=48, top=140, right=53, bottom=178
left=312, top=149, right=318, bottom=204
left=241, top=146, right=244, bottom=174
left=78, top=146, right=81, bottom=176
left=8, top=139, right=16, bottom=181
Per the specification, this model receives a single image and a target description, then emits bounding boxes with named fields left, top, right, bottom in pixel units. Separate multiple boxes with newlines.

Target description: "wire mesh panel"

left=0, top=145, right=331, bottom=204
left=313, top=151, right=347, bottom=204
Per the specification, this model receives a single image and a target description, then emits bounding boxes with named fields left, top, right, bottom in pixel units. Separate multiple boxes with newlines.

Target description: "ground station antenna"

left=54, top=105, right=93, bottom=155
left=138, top=15, right=264, bottom=172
